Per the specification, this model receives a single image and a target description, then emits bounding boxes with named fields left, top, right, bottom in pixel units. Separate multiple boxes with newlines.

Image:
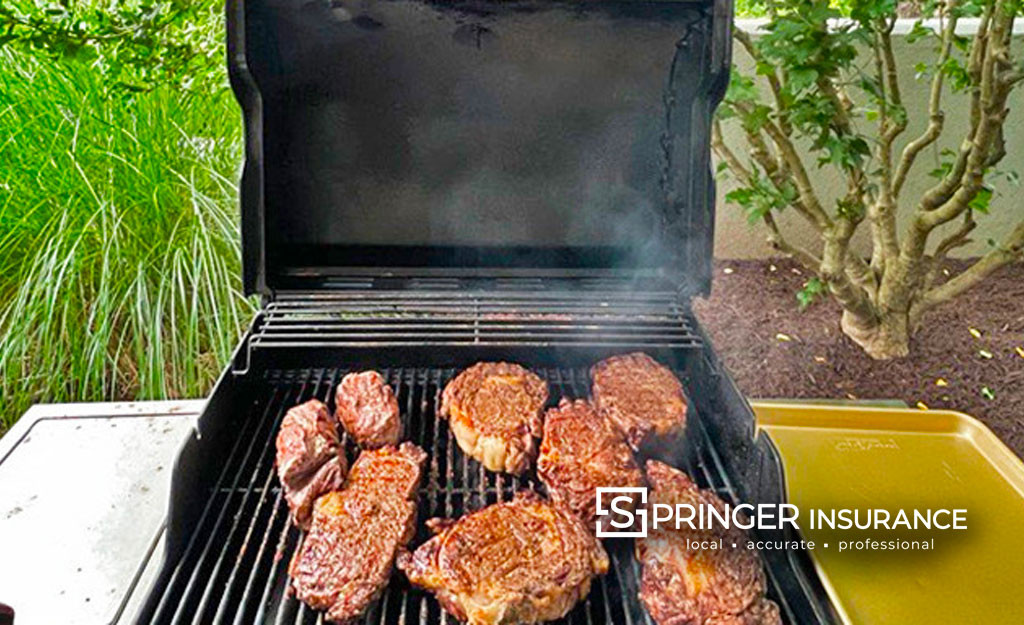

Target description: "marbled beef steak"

left=289, top=443, right=427, bottom=623
left=335, top=370, right=402, bottom=448
left=440, top=362, right=548, bottom=475
left=537, top=398, right=645, bottom=530
left=591, top=352, right=687, bottom=453
left=636, top=461, right=781, bottom=625
left=397, top=491, right=609, bottom=625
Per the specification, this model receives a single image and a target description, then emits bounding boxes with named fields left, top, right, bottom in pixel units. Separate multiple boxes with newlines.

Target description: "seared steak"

left=440, top=362, right=548, bottom=475
left=398, top=491, right=609, bottom=625
left=591, top=352, right=687, bottom=452
left=636, top=461, right=781, bottom=625
left=705, top=599, right=782, bottom=625
left=289, top=443, right=427, bottom=623
left=537, top=398, right=645, bottom=530
left=335, top=370, right=402, bottom=448
left=275, top=399, right=347, bottom=530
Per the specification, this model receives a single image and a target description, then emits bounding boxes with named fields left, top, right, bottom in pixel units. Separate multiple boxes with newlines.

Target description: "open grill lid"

left=228, top=0, right=732, bottom=298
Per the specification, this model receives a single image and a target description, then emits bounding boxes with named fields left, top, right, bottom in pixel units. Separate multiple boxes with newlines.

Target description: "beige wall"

left=714, top=21, right=1024, bottom=259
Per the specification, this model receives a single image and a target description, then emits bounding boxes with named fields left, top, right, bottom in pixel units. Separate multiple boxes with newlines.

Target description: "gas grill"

left=135, top=0, right=837, bottom=622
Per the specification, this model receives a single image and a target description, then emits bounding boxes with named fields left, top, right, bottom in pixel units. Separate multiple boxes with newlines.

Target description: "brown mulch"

left=692, top=258, right=1024, bottom=458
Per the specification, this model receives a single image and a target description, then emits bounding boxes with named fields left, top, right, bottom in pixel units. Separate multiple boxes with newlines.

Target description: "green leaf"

left=726, top=72, right=759, bottom=104
left=716, top=103, right=738, bottom=121
left=797, top=277, right=826, bottom=310
left=741, top=104, right=773, bottom=133
left=941, top=57, right=972, bottom=92
left=905, top=21, right=934, bottom=44
left=969, top=187, right=993, bottom=214
left=789, top=67, right=819, bottom=92
left=726, top=188, right=755, bottom=208
left=755, top=60, right=776, bottom=76
left=836, top=197, right=865, bottom=220
left=928, top=162, right=953, bottom=180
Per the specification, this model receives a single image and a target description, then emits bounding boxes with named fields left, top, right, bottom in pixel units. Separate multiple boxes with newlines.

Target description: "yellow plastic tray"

left=752, top=402, right=1024, bottom=624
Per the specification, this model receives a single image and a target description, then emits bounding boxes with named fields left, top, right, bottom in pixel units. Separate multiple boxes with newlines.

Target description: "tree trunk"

left=840, top=308, right=911, bottom=359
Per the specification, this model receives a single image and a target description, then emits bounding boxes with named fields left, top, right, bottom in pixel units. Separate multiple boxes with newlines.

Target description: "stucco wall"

left=714, top=20, right=1024, bottom=259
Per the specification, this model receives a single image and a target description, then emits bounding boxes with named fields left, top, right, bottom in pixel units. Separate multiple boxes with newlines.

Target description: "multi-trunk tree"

left=715, top=0, right=1024, bottom=358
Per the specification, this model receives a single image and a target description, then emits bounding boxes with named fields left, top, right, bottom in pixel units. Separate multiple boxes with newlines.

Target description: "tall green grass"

left=0, top=47, right=254, bottom=432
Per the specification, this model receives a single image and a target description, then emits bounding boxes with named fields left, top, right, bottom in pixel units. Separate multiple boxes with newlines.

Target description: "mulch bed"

left=692, top=258, right=1024, bottom=458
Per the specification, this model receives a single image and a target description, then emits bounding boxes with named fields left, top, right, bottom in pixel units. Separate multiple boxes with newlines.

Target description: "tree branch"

left=922, top=209, right=977, bottom=293
left=933, top=210, right=978, bottom=260
left=762, top=212, right=823, bottom=274
left=734, top=29, right=792, bottom=136
left=822, top=216, right=877, bottom=323
left=892, top=6, right=959, bottom=199
left=903, top=1, right=1017, bottom=257
left=870, top=27, right=902, bottom=272
left=914, top=220, right=1024, bottom=317
left=880, top=23, right=906, bottom=143
left=732, top=101, right=835, bottom=231
left=714, top=120, right=838, bottom=283
left=711, top=120, right=751, bottom=180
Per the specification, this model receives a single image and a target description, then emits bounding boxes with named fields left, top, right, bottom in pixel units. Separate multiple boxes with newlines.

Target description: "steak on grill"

left=440, top=362, right=548, bottom=475
left=591, top=352, right=687, bottom=452
left=537, top=398, right=645, bottom=530
left=397, top=491, right=609, bottom=625
left=636, top=461, right=781, bottom=625
left=275, top=399, right=348, bottom=530
left=335, top=370, right=402, bottom=448
left=289, top=443, right=427, bottom=623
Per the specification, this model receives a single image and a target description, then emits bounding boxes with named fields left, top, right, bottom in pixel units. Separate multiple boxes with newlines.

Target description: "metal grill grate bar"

left=145, top=366, right=796, bottom=624
left=242, top=294, right=702, bottom=369
left=150, top=381, right=284, bottom=623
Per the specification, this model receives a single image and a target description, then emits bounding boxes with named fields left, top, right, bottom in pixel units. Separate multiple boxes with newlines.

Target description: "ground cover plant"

left=715, top=0, right=1024, bottom=358
left=0, top=1, right=254, bottom=432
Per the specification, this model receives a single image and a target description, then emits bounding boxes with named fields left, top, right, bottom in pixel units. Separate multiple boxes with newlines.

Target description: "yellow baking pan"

left=752, top=401, right=1024, bottom=624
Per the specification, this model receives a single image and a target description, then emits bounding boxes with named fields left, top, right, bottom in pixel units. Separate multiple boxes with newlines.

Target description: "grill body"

left=137, top=0, right=839, bottom=621
left=135, top=283, right=835, bottom=624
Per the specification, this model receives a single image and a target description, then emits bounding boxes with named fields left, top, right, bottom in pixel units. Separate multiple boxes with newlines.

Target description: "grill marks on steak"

left=591, top=352, right=687, bottom=452
left=275, top=400, right=348, bottom=530
left=289, top=443, right=427, bottom=623
left=397, top=491, right=609, bottom=625
left=537, top=398, right=645, bottom=530
left=335, top=370, right=402, bottom=448
left=440, top=362, right=548, bottom=475
left=636, top=461, right=781, bottom=625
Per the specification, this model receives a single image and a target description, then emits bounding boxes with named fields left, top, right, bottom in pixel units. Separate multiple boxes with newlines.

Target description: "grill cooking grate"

left=248, top=291, right=702, bottom=350
left=145, top=366, right=796, bottom=624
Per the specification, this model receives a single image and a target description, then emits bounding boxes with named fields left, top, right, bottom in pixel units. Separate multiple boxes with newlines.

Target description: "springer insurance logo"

left=596, top=487, right=648, bottom=538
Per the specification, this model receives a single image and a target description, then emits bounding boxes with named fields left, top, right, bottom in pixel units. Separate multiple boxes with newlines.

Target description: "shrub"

left=0, top=2, right=253, bottom=430
left=715, top=0, right=1024, bottom=358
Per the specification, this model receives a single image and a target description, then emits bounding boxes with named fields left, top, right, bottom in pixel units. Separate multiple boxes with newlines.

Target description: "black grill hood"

left=228, top=0, right=732, bottom=297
